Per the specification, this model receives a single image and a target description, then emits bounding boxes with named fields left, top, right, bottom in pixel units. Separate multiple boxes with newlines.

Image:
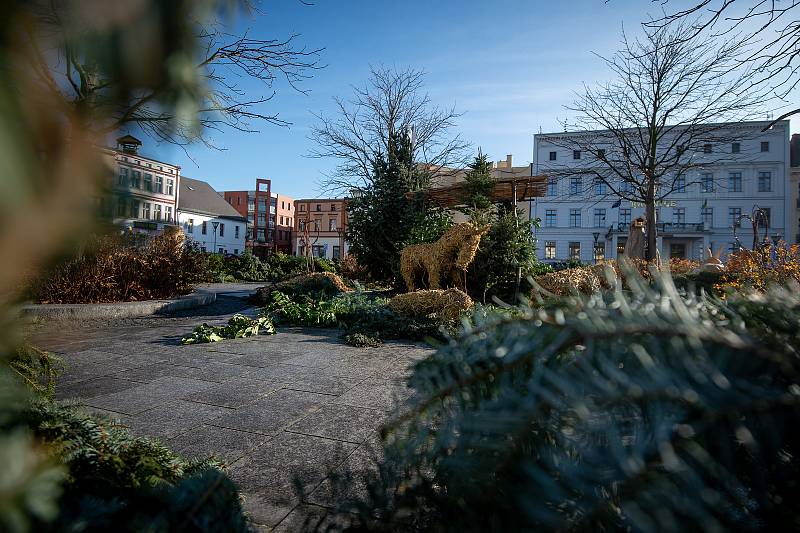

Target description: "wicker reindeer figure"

left=400, top=223, right=489, bottom=291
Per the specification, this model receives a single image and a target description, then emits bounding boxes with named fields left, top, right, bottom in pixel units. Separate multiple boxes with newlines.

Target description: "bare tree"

left=28, top=1, right=322, bottom=147
left=646, top=0, right=799, bottom=129
left=551, top=22, right=769, bottom=261
left=310, top=65, right=470, bottom=193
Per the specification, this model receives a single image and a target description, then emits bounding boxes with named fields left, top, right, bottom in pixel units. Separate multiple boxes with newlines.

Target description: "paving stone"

left=211, top=389, right=329, bottom=435
left=317, top=355, right=395, bottom=380
left=334, top=380, right=413, bottom=412
left=168, top=424, right=269, bottom=465
left=182, top=377, right=285, bottom=408
left=307, top=446, right=379, bottom=507
left=125, top=400, right=229, bottom=439
left=228, top=351, right=302, bottom=368
left=287, top=403, right=386, bottom=444
left=56, top=376, right=142, bottom=400
left=87, top=377, right=214, bottom=415
left=227, top=432, right=357, bottom=526
left=272, top=504, right=327, bottom=533
left=113, top=361, right=251, bottom=384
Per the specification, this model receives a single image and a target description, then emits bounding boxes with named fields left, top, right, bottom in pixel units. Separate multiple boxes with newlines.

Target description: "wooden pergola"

left=405, top=175, right=548, bottom=207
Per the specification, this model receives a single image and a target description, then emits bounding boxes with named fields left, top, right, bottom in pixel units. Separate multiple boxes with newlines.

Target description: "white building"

left=530, top=120, right=792, bottom=263
left=178, top=177, right=247, bottom=255
left=108, top=135, right=180, bottom=233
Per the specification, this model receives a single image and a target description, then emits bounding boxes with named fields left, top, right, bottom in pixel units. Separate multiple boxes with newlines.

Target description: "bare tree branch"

left=309, top=65, right=471, bottom=195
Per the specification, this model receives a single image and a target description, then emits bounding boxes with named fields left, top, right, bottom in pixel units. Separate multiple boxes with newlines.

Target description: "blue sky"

left=146, top=0, right=798, bottom=198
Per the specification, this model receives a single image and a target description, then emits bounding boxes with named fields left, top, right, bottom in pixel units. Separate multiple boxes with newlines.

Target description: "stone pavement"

left=31, top=295, right=434, bottom=531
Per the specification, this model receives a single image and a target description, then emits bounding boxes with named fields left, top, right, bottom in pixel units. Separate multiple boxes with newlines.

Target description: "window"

left=330, top=204, right=336, bottom=211
left=761, top=141, right=770, bottom=152
left=299, top=219, right=305, bottom=231
left=545, top=209, right=557, bottom=228
left=573, top=150, right=581, bottom=160
left=594, top=178, right=606, bottom=195
left=332, top=246, right=341, bottom=260
left=279, top=216, right=284, bottom=225
left=257, top=228, right=265, bottom=241
left=329, top=219, right=337, bottom=231
left=153, top=204, right=162, bottom=221
left=620, top=180, right=634, bottom=194
left=300, top=204, right=305, bottom=211
left=675, top=175, right=686, bottom=192
left=219, top=223, right=224, bottom=237
left=316, top=204, right=321, bottom=211
left=546, top=176, right=557, bottom=196
left=235, top=225, right=240, bottom=239
left=677, top=144, right=686, bottom=156
left=619, top=208, right=631, bottom=225
left=593, top=208, right=606, bottom=227
left=116, top=197, right=127, bottom=217
left=569, top=209, right=581, bottom=227
left=281, top=201, right=285, bottom=209
left=219, top=247, right=224, bottom=254
left=732, top=142, right=740, bottom=153
left=312, top=245, right=325, bottom=257
left=234, top=249, right=239, bottom=255
left=201, top=246, right=206, bottom=253
left=258, top=213, right=266, bottom=225
left=187, top=218, right=194, bottom=233
left=142, top=202, right=151, bottom=219
left=202, top=221, right=207, bottom=235
left=569, top=177, right=582, bottom=196
left=670, top=243, right=686, bottom=259
left=758, top=171, right=771, bottom=192
left=549, top=151, right=557, bottom=161
left=702, top=207, right=713, bottom=227
left=597, top=149, right=606, bottom=158
left=155, top=175, right=163, bottom=193
left=569, top=242, right=581, bottom=260
left=593, top=242, right=605, bottom=262
left=131, top=171, right=141, bottom=189
left=143, top=173, right=153, bottom=192
left=118, top=167, right=129, bottom=186
left=728, top=207, right=742, bottom=227
left=701, top=173, right=714, bottom=193
left=545, top=241, right=556, bottom=260
left=672, top=207, right=685, bottom=224
left=617, top=239, right=627, bottom=256
left=703, top=144, right=712, bottom=153
left=165, top=206, right=172, bottom=223
left=728, top=172, right=742, bottom=192
left=130, top=200, right=140, bottom=219
left=314, top=218, right=321, bottom=231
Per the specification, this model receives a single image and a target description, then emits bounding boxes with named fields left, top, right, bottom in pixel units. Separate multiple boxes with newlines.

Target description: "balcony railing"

left=614, top=222, right=708, bottom=233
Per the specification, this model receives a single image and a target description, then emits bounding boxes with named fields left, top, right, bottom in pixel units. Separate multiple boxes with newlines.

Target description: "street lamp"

left=592, top=232, right=600, bottom=264
left=211, top=220, right=219, bottom=254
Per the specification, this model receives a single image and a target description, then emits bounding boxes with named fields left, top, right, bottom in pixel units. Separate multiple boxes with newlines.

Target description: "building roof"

left=179, top=177, right=247, bottom=221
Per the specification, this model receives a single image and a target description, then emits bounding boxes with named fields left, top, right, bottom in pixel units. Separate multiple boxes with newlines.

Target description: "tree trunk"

left=645, top=179, right=657, bottom=262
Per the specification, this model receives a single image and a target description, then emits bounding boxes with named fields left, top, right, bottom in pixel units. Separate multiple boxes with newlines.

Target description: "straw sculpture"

left=388, top=288, right=473, bottom=321
left=400, top=223, right=489, bottom=291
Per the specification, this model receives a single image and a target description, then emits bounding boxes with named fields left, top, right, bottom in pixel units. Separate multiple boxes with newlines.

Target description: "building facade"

left=223, top=180, right=295, bottom=255
left=531, top=121, right=792, bottom=263
left=178, top=177, right=247, bottom=254
left=293, top=198, right=349, bottom=260
left=108, top=135, right=180, bottom=233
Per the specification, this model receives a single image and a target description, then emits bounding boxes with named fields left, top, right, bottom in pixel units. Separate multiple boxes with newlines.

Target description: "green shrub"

left=263, top=291, right=339, bottom=327
left=181, top=314, right=275, bottom=344
left=326, top=275, right=800, bottom=531
left=343, top=332, right=382, bottom=348
left=8, top=344, right=63, bottom=400
left=15, top=402, right=252, bottom=532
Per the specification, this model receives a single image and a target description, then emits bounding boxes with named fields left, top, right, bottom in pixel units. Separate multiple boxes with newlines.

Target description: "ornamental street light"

left=211, top=220, right=219, bottom=253
left=592, top=232, right=600, bottom=264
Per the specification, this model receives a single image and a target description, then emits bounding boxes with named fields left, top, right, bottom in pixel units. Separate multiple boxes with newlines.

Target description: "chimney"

left=791, top=134, right=800, bottom=167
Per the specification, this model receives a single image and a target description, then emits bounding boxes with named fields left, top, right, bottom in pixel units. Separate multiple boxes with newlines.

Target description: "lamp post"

left=211, top=220, right=219, bottom=254
left=592, top=232, right=600, bottom=264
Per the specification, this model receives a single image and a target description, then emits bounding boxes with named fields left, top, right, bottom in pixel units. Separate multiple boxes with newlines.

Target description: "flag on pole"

left=611, top=199, right=622, bottom=208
